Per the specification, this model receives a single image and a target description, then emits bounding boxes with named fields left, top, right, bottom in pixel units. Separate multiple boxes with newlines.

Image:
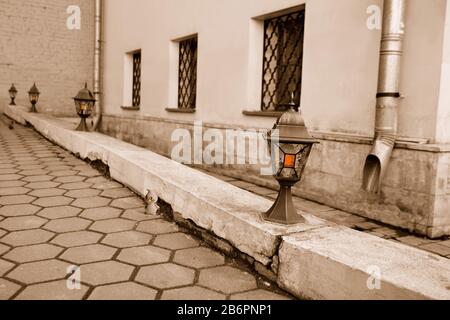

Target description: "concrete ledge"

left=278, top=226, right=450, bottom=300
left=4, top=105, right=450, bottom=300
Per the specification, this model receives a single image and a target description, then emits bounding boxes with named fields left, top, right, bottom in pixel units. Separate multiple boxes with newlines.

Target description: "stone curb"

left=4, top=105, right=450, bottom=300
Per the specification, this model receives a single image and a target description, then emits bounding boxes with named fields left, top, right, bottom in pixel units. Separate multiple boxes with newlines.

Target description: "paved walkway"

left=0, top=119, right=290, bottom=300
left=195, top=171, right=450, bottom=259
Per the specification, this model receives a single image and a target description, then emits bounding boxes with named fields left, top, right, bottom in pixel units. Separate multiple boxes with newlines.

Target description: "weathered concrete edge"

left=5, top=106, right=450, bottom=300
left=278, top=226, right=450, bottom=300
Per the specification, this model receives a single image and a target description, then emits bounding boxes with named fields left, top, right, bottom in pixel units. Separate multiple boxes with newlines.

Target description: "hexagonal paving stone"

left=33, top=196, right=73, bottom=207
left=44, top=217, right=91, bottom=233
left=60, top=244, right=117, bottom=264
left=88, top=282, right=157, bottom=300
left=77, top=169, right=101, bottom=177
left=136, top=219, right=179, bottom=235
left=72, top=196, right=110, bottom=209
left=198, top=266, right=257, bottom=294
left=38, top=206, right=82, bottom=219
left=117, top=245, right=171, bottom=266
left=230, top=289, right=290, bottom=300
left=65, top=188, right=100, bottom=199
left=0, top=174, right=23, bottom=181
left=0, top=204, right=41, bottom=217
left=92, top=181, right=123, bottom=190
left=19, top=169, right=49, bottom=176
left=0, top=195, right=36, bottom=205
left=136, top=263, right=195, bottom=289
left=25, top=181, right=60, bottom=189
left=0, top=187, right=30, bottom=196
left=54, top=176, right=86, bottom=184
left=0, top=181, right=26, bottom=188
left=0, top=229, right=55, bottom=247
left=85, top=176, right=109, bottom=184
left=15, top=280, right=89, bottom=300
left=28, top=188, right=66, bottom=197
left=0, top=259, right=15, bottom=276
left=80, top=261, right=134, bottom=286
left=121, top=208, right=159, bottom=221
left=0, top=279, right=21, bottom=300
left=49, top=170, right=79, bottom=177
left=46, top=165, right=72, bottom=171
left=173, top=247, right=225, bottom=269
left=4, top=244, right=64, bottom=263
left=153, top=233, right=200, bottom=250
left=17, top=165, right=44, bottom=171
left=22, top=175, right=54, bottom=182
left=0, top=164, right=16, bottom=170
left=89, top=218, right=135, bottom=233
left=80, top=207, right=122, bottom=221
left=0, top=216, right=48, bottom=231
left=51, top=231, right=103, bottom=247
left=7, top=259, right=70, bottom=284
left=0, top=169, right=18, bottom=175
left=110, top=197, right=145, bottom=209
left=60, top=182, right=93, bottom=191
left=101, top=231, right=152, bottom=248
left=161, top=286, right=226, bottom=300
left=101, top=188, right=134, bottom=199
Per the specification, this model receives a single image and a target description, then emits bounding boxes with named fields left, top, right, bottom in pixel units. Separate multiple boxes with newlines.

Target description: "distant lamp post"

left=28, top=83, right=40, bottom=113
left=264, top=94, right=318, bottom=225
left=8, top=84, right=17, bottom=105
left=73, top=83, right=96, bottom=132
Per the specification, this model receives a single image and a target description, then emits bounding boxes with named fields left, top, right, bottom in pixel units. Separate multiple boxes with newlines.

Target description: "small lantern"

left=73, top=83, right=96, bottom=132
left=264, top=95, right=318, bottom=225
left=28, top=83, right=40, bottom=113
left=8, top=84, right=17, bottom=105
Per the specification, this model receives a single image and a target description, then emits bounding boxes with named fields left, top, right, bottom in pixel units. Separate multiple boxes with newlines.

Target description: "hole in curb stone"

left=87, top=159, right=111, bottom=179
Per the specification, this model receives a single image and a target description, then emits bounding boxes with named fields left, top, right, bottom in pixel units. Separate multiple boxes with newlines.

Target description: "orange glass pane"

left=284, top=154, right=296, bottom=168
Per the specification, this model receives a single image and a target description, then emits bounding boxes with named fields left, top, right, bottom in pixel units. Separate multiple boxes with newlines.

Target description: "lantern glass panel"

left=29, top=93, right=39, bottom=104
left=9, top=90, right=16, bottom=99
left=75, top=99, right=93, bottom=116
left=283, top=154, right=296, bottom=168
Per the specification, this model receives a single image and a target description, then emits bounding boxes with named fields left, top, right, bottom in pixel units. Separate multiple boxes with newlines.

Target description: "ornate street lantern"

left=8, top=84, right=17, bottom=105
left=264, top=96, right=318, bottom=225
left=28, top=83, right=40, bottom=113
left=73, top=83, right=96, bottom=132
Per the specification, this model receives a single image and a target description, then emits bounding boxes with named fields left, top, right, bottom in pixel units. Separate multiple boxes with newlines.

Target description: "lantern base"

left=76, top=117, right=90, bottom=132
left=10, top=100, right=16, bottom=106
left=263, top=184, right=306, bottom=225
left=30, top=104, right=37, bottom=113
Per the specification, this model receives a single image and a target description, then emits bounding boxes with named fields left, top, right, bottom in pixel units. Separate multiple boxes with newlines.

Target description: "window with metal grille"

left=132, top=51, right=141, bottom=107
left=261, top=10, right=305, bottom=112
left=178, top=36, right=198, bottom=109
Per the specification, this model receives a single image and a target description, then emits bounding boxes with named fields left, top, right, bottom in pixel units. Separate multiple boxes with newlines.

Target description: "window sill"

left=121, top=106, right=140, bottom=111
left=242, top=110, right=284, bottom=118
left=165, top=108, right=196, bottom=113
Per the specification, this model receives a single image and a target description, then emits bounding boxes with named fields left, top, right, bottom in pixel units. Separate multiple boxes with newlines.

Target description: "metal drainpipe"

left=362, top=0, right=406, bottom=193
left=92, top=0, right=103, bottom=131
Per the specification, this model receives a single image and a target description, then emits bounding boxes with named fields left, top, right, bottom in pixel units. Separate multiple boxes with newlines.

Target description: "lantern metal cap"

left=28, top=83, right=40, bottom=95
left=73, top=83, right=96, bottom=102
left=267, top=108, right=318, bottom=144
left=9, top=83, right=17, bottom=93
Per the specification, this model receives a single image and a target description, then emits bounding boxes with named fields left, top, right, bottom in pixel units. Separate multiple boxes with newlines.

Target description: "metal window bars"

left=261, top=10, right=305, bottom=112
left=132, top=51, right=141, bottom=107
left=178, top=36, right=198, bottom=109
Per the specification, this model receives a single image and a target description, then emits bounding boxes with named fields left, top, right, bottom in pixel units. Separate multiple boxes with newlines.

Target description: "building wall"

left=0, top=0, right=95, bottom=116
left=102, top=0, right=446, bottom=141
left=100, top=0, right=450, bottom=237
